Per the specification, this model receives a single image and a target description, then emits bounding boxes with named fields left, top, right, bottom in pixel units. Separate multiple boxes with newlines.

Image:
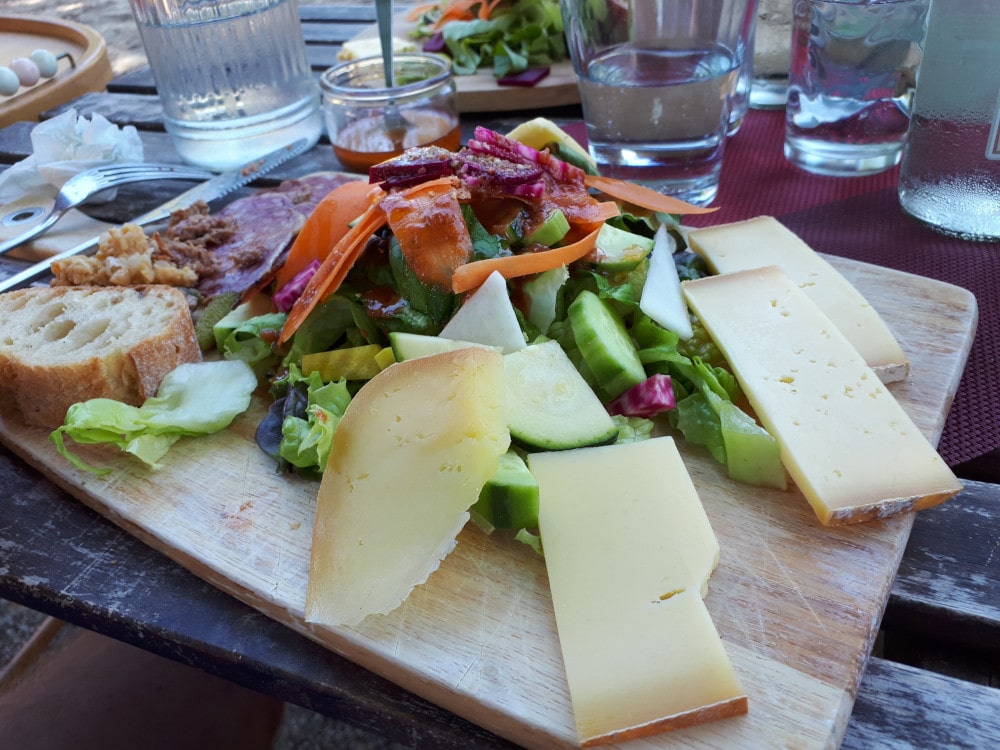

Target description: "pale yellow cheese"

left=336, top=36, right=416, bottom=61
left=305, top=348, right=510, bottom=627
left=687, top=216, right=909, bottom=383
left=529, top=438, right=745, bottom=745
left=682, top=266, right=961, bottom=525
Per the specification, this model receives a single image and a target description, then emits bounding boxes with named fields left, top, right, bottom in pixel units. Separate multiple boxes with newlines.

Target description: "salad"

left=408, top=0, right=568, bottom=79
left=51, top=120, right=784, bottom=540
left=214, top=123, right=785, bottom=533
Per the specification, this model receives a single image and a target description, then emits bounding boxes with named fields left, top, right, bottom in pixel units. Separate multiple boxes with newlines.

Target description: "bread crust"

left=0, top=285, right=201, bottom=428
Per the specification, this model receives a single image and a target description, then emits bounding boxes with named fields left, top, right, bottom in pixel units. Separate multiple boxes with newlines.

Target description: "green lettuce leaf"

left=50, top=360, right=258, bottom=474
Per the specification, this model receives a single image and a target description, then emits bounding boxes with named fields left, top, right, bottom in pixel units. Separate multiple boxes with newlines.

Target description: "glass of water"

left=784, top=0, right=929, bottom=177
left=560, top=0, right=759, bottom=206
left=128, top=0, right=323, bottom=171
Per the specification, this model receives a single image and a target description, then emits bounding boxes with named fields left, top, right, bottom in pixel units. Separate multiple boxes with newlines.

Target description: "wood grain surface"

left=349, top=13, right=581, bottom=113
left=0, top=15, right=113, bottom=127
left=0, top=257, right=977, bottom=749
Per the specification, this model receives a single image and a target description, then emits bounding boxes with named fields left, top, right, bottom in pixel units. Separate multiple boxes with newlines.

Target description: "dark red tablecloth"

left=567, top=111, right=1000, bottom=474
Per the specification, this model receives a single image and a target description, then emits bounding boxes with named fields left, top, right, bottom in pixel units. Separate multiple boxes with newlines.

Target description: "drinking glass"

left=560, top=0, right=759, bottom=206
left=128, top=0, right=322, bottom=171
left=898, top=0, right=1000, bottom=240
left=784, top=0, right=929, bottom=176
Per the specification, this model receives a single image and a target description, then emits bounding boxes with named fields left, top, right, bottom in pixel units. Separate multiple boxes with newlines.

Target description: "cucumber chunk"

left=568, top=290, right=646, bottom=400
left=588, top=223, right=654, bottom=272
left=472, top=450, right=540, bottom=530
left=720, top=401, right=787, bottom=490
left=504, top=340, right=618, bottom=451
left=521, top=208, right=570, bottom=247
left=389, top=331, right=498, bottom=361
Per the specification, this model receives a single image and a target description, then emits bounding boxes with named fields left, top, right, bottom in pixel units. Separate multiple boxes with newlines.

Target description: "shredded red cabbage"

left=607, top=374, right=677, bottom=418
left=274, top=259, right=321, bottom=313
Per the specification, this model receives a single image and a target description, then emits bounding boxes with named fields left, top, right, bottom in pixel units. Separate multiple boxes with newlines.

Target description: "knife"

left=0, top=138, right=309, bottom=293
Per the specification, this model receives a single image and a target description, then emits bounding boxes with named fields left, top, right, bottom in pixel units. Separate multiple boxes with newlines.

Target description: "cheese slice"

left=530, top=438, right=745, bottom=745
left=305, top=348, right=510, bottom=627
left=682, top=266, right=961, bottom=525
left=686, top=216, right=909, bottom=383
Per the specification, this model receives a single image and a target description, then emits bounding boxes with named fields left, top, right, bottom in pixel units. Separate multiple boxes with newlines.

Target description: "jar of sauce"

left=321, top=53, right=462, bottom=173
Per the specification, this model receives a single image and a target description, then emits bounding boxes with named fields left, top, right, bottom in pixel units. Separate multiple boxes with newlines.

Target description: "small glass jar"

left=320, top=54, right=462, bottom=173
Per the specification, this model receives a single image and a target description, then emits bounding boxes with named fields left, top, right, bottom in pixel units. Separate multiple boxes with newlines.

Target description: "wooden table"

left=2, top=5, right=999, bottom=749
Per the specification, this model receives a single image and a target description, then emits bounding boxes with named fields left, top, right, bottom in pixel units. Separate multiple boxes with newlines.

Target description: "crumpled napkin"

left=0, top=110, right=145, bottom=260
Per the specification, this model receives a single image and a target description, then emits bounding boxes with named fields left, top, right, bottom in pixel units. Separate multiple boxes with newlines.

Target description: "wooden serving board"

left=0, top=257, right=977, bottom=749
left=349, top=13, right=580, bottom=113
left=0, top=15, right=113, bottom=127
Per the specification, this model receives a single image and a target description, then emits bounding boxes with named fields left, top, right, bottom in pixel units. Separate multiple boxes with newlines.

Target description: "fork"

left=0, top=162, right=217, bottom=256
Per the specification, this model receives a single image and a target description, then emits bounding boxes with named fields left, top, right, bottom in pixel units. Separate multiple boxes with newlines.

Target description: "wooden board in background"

left=349, top=13, right=580, bottom=113
left=0, top=15, right=113, bottom=127
left=0, top=257, right=977, bottom=749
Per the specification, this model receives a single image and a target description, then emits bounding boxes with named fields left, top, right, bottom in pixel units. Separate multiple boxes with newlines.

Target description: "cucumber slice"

left=588, top=223, right=654, bottom=272
left=388, top=331, right=498, bottom=361
left=568, top=290, right=647, bottom=400
left=522, top=208, right=570, bottom=247
left=720, top=401, right=787, bottom=490
left=504, top=340, right=618, bottom=450
left=472, top=450, right=540, bottom=530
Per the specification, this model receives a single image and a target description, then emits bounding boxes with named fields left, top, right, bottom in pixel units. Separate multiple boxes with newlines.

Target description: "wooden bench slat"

left=886, top=480, right=1000, bottom=652
left=843, top=655, right=1000, bottom=750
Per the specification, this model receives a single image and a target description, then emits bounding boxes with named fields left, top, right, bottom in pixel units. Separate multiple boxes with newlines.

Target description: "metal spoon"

left=375, top=0, right=408, bottom=146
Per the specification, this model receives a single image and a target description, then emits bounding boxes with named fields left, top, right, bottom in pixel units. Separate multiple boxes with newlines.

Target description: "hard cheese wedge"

left=530, top=437, right=744, bottom=746
left=305, top=348, right=510, bottom=627
left=686, top=216, right=910, bottom=383
left=682, top=265, right=961, bottom=525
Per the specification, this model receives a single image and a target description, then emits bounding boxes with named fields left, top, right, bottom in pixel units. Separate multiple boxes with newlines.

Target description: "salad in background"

left=408, top=0, right=568, bottom=79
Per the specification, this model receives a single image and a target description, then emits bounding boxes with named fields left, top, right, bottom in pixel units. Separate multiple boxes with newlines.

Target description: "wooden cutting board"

left=349, top=13, right=580, bottom=113
left=0, top=15, right=113, bottom=127
left=0, top=256, right=977, bottom=749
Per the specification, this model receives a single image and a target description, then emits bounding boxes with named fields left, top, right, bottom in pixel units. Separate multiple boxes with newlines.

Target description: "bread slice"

left=0, top=285, right=201, bottom=428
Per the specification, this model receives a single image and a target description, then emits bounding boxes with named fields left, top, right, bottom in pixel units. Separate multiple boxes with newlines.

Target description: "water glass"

left=320, top=54, right=461, bottom=174
left=560, top=0, right=759, bottom=207
left=749, top=0, right=793, bottom=109
left=784, top=0, right=929, bottom=177
left=898, top=0, right=1000, bottom=240
left=128, top=0, right=322, bottom=171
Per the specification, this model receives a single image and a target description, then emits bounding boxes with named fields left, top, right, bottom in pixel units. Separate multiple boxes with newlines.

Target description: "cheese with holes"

left=529, top=438, right=745, bottom=745
left=305, top=348, right=509, bottom=627
left=687, top=216, right=909, bottom=383
left=682, top=266, right=961, bottom=525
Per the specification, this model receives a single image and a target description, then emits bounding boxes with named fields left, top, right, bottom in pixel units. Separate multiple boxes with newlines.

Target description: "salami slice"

left=195, top=173, right=359, bottom=300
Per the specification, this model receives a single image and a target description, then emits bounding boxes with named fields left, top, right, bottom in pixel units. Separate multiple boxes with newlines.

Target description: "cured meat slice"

left=195, top=173, right=359, bottom=300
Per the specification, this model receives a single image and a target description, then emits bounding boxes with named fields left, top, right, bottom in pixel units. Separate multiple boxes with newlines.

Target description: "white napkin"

left=0, top=110, right=145, bottom=260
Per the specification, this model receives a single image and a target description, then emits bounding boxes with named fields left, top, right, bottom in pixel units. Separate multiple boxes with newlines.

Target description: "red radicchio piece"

left=273, top=259, right=321, bottom=313
left=607, top=374, right=677, bottom=418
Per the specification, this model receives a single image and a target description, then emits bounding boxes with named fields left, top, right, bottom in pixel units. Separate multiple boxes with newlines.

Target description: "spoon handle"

left=375, top=0, right=395, bottom=87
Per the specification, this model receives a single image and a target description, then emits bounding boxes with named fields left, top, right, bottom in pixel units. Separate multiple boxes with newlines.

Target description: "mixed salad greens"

left=409, top=0, right=567, bottom=78
left=222, top=125, right=785, bottom=513
left=49, top=121, right=784, bottom=542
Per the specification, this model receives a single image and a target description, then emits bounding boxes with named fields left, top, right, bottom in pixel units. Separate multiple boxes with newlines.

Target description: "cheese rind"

left=682, top=266, right=961, bottom=525
left=687, top=216, right=909, bottom=383
left=530, top=438, right=745, bottom=745
left=305, top=348, right=510, bottom=627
